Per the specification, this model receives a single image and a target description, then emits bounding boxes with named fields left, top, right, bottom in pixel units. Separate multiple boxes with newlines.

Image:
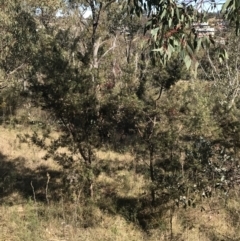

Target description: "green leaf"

left=167, top=43, right=175, bottom=59
left=168, top=18, right=172, bottom=28
left=171, top=7, right=174, bottom=18
left=196, top=38, right=202, bottom=52
left=219, top=55, right=223, bottom=64
left=224, top=49, right=229, bottom=59
left=193, top=61, right=199, bottom=79
left=184, top=54, right=191, bottom=70
left=176, top=7, right=179, bottom=20
left=186, top=41, right=194, bottom=56
left=152, top=47, right=164, bottom=53
left=179, top=50, right=185, bottom=59
left=160, top=9, right=167, bottom=20
left=181, top=13, right=185, bottom=22
left=173, top=39, right=179, bottom=47
left=151, top=27, right=159, bottom=41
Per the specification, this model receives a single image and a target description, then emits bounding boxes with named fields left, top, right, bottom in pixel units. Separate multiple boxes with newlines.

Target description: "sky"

left=56, top=0, right=227, bottom=18
left=192, top=0, right=226, bottom=12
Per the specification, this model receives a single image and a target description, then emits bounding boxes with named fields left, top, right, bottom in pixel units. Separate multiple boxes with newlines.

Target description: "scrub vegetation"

left=0, top=1, right=240, bottom=240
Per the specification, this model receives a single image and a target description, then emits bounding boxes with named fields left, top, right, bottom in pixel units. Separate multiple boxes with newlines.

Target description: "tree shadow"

left=0, top=152, right=62, bottom=204
left=97, top=191, right=172, bottom=231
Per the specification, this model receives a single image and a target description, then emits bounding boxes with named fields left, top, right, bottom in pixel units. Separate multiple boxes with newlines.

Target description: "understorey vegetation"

left=0, top=0, right=240, bottom=240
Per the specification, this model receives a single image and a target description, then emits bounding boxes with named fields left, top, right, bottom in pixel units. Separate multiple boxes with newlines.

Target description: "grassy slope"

left=0, top=125, right=240, bottom=241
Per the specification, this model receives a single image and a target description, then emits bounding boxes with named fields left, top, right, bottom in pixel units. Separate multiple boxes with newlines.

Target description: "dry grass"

left=95, top=150, right=147, bottom=198
left=96, top=150, right=133, bottom=162
left=0, top=125, right=147, bottom=241
left=0, top=125, right=60, bottom=171
left=0, top=201, right=147, bottom=241
left=1, top=125, right=240, bottom=241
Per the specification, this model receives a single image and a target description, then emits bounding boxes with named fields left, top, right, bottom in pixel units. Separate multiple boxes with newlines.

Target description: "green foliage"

left=1, top=1, right=240, bottom=237
left=130, top=0, right=240, bottom=69
left=222, top=0, right=240, bottom=36
left=0, top=84, right=23, bottom=123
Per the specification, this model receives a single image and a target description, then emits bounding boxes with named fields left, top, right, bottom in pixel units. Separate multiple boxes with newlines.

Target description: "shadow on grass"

left=0, top=152, right=62, bottom=204
left=97, top=192, right=172, bottom=231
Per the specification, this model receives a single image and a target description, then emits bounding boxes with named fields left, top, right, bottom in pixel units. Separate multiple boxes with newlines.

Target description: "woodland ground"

left=1, top=124, right=240, bottom=241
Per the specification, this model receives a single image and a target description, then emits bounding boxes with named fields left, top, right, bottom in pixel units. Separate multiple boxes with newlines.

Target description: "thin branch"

left=225, top=61, right=232, bottom=86
left=199, top=62, right=209, bottom=79
left=206, top=50, right=222, bottom=84
left=30, top=181, right=37, bottom=203
left=60, top=116, right=89, bottom=164
left=103, top=0, right=116, bottom=10
left=46, top=172, right=50, bottom=205
left=7, top=63, right=26, bottom=76
left=98, top=36, right=117, bottom=62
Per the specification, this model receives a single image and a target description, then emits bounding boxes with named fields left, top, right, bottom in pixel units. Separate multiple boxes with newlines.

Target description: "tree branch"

left=98, top=35, right=117, bottom=62
left=7, top=63, right=26, bottom=76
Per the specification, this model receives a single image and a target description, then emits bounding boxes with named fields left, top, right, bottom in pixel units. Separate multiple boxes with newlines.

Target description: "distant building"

left=193, top=22, right=215, bottom=38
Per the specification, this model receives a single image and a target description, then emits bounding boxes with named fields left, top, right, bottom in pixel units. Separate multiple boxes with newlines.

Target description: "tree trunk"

left=149, top=144, right=155, bottom=205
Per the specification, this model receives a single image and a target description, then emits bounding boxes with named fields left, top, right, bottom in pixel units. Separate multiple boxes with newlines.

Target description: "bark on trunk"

left=149, top=144, right=155, bottom=205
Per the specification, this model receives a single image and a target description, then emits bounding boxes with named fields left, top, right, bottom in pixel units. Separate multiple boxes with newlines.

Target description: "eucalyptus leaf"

left=184, top=54, right=192, bottom=70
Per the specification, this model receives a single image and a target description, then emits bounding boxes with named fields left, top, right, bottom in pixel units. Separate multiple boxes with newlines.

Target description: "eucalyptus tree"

left=128, top=0, right=240, bottom=71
